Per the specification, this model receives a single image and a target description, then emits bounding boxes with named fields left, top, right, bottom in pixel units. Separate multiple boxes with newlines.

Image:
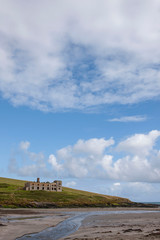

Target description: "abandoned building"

left=24, top=178, right=62, bottom=192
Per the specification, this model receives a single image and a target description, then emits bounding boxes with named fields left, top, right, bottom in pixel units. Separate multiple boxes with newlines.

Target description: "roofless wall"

left=24, top=178, right=62, bottom=192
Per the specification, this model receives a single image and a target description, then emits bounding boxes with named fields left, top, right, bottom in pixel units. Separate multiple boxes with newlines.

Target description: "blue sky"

left=1, top=0, right=160, bottom=202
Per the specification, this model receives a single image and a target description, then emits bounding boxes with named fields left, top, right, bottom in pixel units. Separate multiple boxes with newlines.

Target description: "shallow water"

left=16, top=210, right=158, bottom=240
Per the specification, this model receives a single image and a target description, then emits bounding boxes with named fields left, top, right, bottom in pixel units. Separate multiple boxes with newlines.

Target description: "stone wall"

left=24, top=178, right=62, bottom=192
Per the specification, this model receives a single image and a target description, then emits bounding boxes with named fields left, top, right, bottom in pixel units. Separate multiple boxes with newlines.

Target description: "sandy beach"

left=64, top=209, right=160, bottom=240
left=0, top=208, right=71, bottom=240
left=1, top=208, right=160, bottom=240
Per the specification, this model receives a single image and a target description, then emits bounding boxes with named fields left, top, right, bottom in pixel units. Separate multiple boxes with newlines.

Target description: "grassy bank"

left=0, top=177, right=132, bottom=208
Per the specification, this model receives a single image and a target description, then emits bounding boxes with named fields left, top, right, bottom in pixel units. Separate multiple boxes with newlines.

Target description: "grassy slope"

left=0, top=177, right=132, bottom=208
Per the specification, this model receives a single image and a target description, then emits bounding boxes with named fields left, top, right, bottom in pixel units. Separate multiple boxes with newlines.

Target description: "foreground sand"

left=63, top=209, right=160, bottom=240
left=0, top=208, right=71, bottom=240
left=0, top=208, right=160, bottom=240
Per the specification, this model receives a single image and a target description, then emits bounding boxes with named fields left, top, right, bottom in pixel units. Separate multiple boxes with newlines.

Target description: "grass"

left=0, top=177, right=132, bottom=208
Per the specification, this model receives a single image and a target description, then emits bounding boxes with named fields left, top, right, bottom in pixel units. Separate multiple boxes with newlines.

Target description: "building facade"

left=24, top=178, right=62, bottom=192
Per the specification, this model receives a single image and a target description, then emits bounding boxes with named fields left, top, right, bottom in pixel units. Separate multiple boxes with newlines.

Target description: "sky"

left=1, top=0, right=160, bottom=202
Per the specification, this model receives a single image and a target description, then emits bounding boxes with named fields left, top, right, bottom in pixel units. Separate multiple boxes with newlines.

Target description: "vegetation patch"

left=0, top=177, right=152, bottom=208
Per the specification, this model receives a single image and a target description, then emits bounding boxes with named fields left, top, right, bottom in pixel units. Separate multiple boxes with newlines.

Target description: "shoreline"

left=1, top=208, right=160, bottom=240
left=0, top=208, right=71, bottom=240
left=65, top=210, right=160, bottom=240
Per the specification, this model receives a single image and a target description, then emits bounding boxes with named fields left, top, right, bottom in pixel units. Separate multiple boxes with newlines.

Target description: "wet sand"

left=63, top=209, right=160, bottom=240
left=0, top=208, right=71, bottom=240
left=0, top=208, right=160, bottom=240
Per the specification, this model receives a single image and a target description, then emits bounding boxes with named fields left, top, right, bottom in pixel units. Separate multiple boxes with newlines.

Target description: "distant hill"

left=0, top=177, right=133, bottom=208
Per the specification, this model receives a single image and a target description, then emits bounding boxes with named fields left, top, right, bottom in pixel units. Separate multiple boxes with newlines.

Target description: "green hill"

left=0, top=177, right=132, bottom=208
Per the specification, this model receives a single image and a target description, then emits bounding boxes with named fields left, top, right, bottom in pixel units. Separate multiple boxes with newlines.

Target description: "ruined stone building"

left=24, top=178, right=62, bottom=192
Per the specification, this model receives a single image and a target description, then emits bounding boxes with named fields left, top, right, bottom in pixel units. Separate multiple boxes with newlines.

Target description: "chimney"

left=37, top=178, right=40, bottom=183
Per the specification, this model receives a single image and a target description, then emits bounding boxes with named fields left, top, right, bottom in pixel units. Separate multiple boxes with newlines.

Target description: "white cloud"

left=19, top=141, right=30, bottom=151
left=1, top=1, right=160, bottom=111
left=117, top=130, right=160, bottom=156
left=65, top=181, right=77, bottom=188
left=8, top=130, right=160, bottom=183
left=55, top=138, right=114, bottom=178
left=113, top=182, right=120, bottom=186
left=106, top=182, right=159, bottom=202
left=54, top=130, right=160, bottom=182
left=73, top=138, right=114, bottom=156
left=99, top=131, right=160, bottom=182
left=103, top=155, right=152, bottom=182
left=108, top=115, right=147, bottom=122
left=48, top=154, right=63, bottom=172
left=9, top=141, right=48, bottom=177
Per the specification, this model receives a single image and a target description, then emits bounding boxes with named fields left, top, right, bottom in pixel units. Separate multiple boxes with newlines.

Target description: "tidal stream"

left=16, top=210, right=156, bottom=240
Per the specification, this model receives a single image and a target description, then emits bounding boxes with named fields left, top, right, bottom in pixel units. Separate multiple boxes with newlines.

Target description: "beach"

left=0, top=208, right=160, bottom=240
left=64, top=209, right=160, bottom=240
left=0, top=208, right=70, bottom=240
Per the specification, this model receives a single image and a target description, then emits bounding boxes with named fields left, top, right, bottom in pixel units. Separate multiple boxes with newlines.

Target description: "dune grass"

left=0, top=177, right=131, bottom=208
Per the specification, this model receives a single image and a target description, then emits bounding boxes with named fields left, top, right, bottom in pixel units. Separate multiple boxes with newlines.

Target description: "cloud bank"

left=1, top=1, right=160, bottom=111
left=9, top=130, right=160, bottom=183
left=106, top=182, right=159, bottom=202
left=108, top=115, right=147, bottom=122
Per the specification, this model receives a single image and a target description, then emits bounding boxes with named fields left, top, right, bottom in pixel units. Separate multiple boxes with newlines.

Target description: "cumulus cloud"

left=46, top=131, right=160, bottom=182
left=106, top=182, right=159, bottom=202
left=65, top=181, right=77, bottom=188
left=73, top=138, right=114, bottom=156
left=1, top=1, right=160, bottom=111
left=100, top=130, right=160, bottom=182
left=8, top=130, right=160, bottom=183
left=108, top=115, right=147, bottom=122
left=9, top=141, right=48, bottom=177
left=113, top=182, right=121, bottom=186
left=53, top=131, right=160, bottom=182
left=48, top=154, right=63, bottom=172
left=19, top=141, right=30, bottom=151
left=55, top=138, right=114, bottom=178
left=117, top=130, right=160, bottom=156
